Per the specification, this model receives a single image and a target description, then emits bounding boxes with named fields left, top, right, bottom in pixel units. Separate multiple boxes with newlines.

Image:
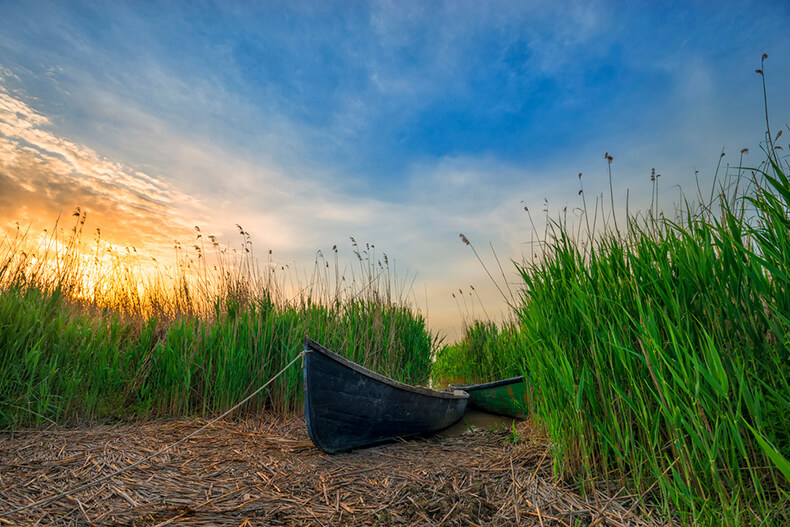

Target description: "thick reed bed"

left=441, top=136, right=790, bottom=522
left=515, top=156, right=789, bottom=525
left=432, top=320, right=527, bottom=386
left=0, top=224, right=436, bottom=428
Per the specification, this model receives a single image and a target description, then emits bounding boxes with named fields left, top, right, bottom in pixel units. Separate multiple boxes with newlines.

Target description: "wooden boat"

left=450, top=376, right=530, bottom=419
left=303, top=338, right=469, bottom=454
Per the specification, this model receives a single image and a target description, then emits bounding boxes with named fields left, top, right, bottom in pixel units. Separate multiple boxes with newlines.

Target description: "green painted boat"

left=450, top=376, right=531, bottom=419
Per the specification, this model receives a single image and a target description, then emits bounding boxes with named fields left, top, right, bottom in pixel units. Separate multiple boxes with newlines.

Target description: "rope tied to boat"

left=0, top=351, right=305, bottom=519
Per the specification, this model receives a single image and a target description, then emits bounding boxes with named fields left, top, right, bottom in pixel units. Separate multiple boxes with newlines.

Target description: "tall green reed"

left=0, top=218, right=438, bottom=428
left=446, top=59, right=789, bottom=524
left=432, top=320, right=528, bottom=387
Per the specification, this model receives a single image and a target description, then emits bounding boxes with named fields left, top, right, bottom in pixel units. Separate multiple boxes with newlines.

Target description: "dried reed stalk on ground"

left=0, top=416, right=665, bottom=526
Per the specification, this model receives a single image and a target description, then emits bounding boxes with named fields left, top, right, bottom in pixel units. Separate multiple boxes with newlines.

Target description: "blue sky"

left=1, top=0, right=788, bottom=337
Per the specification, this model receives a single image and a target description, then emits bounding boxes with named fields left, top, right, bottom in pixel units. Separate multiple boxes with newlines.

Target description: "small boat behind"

left=450, top=376, right=530, bottom=419
left=303, top=338, right=468, bottom=454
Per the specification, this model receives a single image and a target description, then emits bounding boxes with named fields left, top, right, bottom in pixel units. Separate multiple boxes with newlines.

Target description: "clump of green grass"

left=0, top=219, right=437, bottom=428
left=431, top=320, right=527, bottom=387
left=515, top=159, right=789, bottom=524
left=446, top=58, right=789, bottom=525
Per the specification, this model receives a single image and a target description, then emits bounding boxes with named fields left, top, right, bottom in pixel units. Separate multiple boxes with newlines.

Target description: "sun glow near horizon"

left=0, top=207, right=429, bottom=328
left=0, top=83, right=442, bottom=328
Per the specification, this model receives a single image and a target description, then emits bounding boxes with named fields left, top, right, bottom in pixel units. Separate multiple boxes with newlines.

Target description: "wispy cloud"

left=0, top=83, right=198, bottom=253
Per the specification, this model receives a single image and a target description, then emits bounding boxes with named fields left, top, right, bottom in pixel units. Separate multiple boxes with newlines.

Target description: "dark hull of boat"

left=450, top=376, right=530, bottom=419
left=303, top=339, right=468, bottom=454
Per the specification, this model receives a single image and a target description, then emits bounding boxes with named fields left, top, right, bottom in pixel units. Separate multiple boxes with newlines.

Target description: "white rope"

left=1, top=351, right=304, bottom=518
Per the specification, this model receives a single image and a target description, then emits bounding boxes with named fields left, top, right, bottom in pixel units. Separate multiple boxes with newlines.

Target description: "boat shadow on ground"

left=438, top=408, right=521, bottom=437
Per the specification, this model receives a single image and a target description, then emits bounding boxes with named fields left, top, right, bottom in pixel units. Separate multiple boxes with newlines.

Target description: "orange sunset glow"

left=0, top=86, right=195, bottom=259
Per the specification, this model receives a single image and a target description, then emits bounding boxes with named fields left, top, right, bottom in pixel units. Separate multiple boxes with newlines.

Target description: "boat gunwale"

left=304, top=338, right=468, bottom=400
left=450, top=376, right=525, bottom=392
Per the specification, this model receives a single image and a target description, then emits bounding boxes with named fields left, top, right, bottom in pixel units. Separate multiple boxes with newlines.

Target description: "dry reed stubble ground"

left=0, top=416, right=663, bottom=526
